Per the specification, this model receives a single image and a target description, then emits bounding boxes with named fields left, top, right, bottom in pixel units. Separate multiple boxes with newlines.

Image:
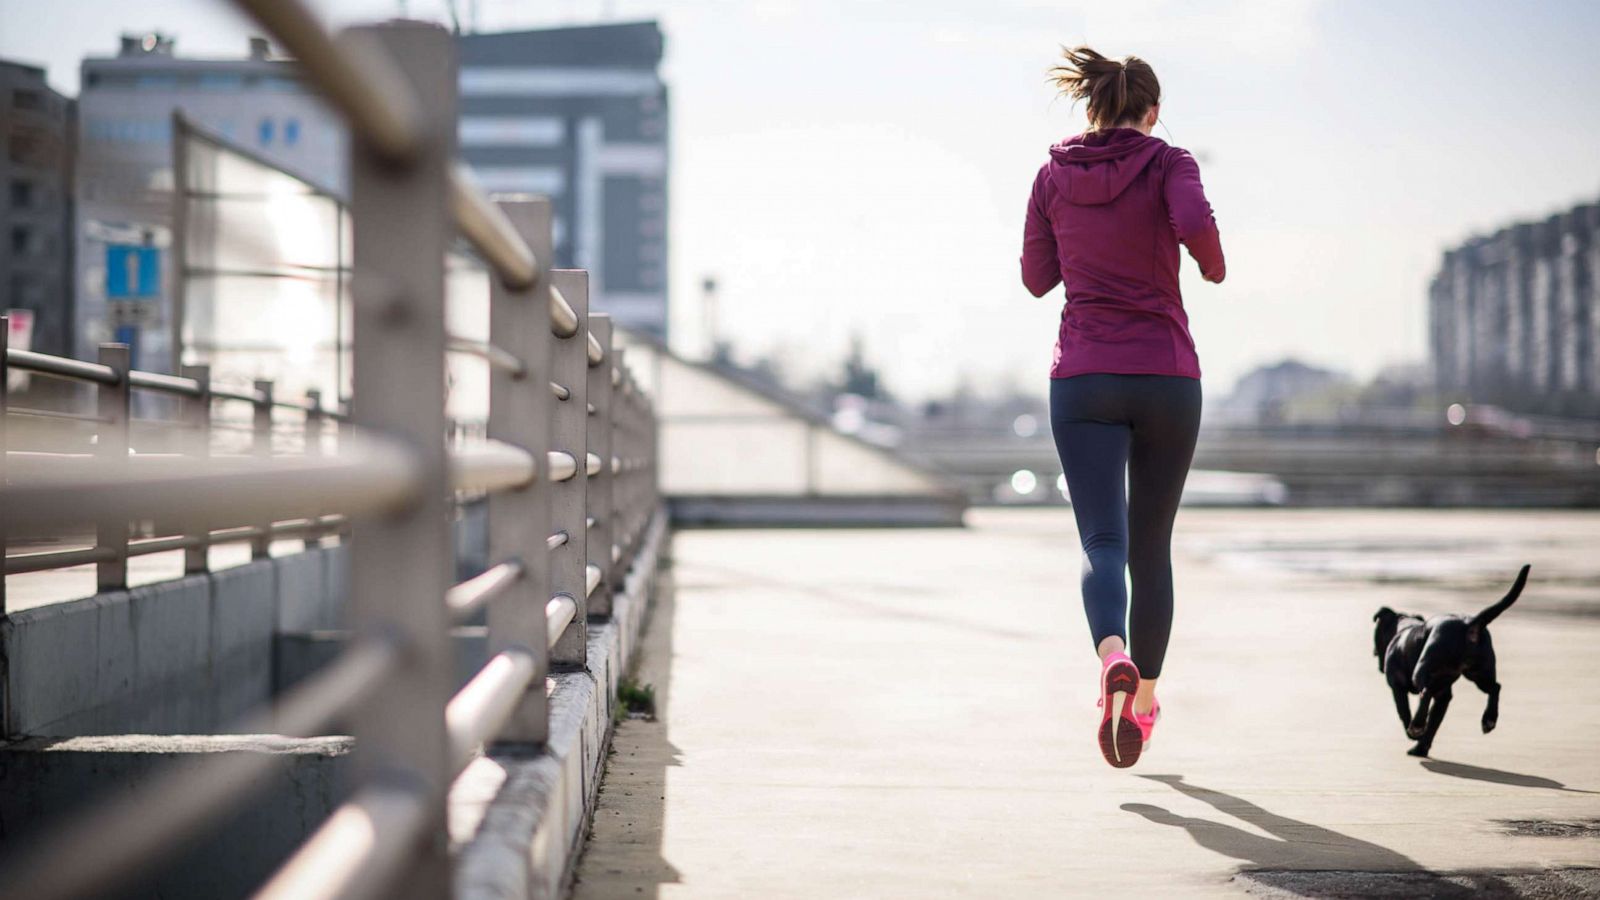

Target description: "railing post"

left=181, top=364, right=211, bottom=574
left=344, top=20, right=456, bottom=896
left=487, top=198, right=555, bottom=743
left=613, top=369, right=631, bottom=569
left=621, top=372, right=641, bottom=561
left=251, top=379, right=274, bottom=559
left=549, top=269, right=589, bottom=668
left=586, top=314, right=615, bottom=618
left=303, top=388, right=323, bottom=550
left=607, top=351, right=627, bottom=589
left=96, top=343, right=132, bottom=592
left=646, top=391, right=660, bottom=515
left=1, top=315, right=8, bottom=615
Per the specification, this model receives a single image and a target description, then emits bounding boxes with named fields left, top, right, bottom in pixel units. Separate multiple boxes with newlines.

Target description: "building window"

left=284, top=118, right=300, bottom=146
left=258, top=118, right=275, bottom=145
left=10, top=180, right=34, bottom=209
left=8, top=133, right=42, bottom=164
left=11, top=226, right=31, bottom=255
left=13, top=89, right=43, bottom=112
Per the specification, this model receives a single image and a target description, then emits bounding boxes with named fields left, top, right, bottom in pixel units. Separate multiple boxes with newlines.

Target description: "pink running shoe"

left=1097, top=651, right=1142, bottom=768
left=1135, top=698, right=1161, bottom=753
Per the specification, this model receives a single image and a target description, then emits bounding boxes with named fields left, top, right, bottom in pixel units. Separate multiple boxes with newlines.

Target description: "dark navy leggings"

left=1049, top=374, right=1202, bottom=679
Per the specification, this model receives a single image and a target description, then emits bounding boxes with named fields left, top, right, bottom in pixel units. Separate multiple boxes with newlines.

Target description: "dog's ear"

left=1373, top=607, right=1397, bottom=623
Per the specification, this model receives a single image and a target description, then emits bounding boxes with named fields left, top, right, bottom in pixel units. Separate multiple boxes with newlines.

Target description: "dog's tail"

left=1470, top=564, right=1531, bottom=633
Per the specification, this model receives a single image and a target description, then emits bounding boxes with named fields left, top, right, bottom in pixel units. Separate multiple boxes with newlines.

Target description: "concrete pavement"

left=574, top=509, right=1600, bottom=898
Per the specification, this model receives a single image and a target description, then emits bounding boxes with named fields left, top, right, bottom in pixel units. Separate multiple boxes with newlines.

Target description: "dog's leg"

left=1470, top=670, right=1499, bottom=734
left=1408, top=686, right=1453, bottom=757
left=1469, top=633, right=1499, bottom=734
left=1407, top=692, right=1432, bottom=740
left=1390, top=686, right=1413, bottom=732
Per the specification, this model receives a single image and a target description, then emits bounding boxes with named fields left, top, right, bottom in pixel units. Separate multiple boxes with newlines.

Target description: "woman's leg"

left=1126, top=377, right=1203, bottom=709
left=1050, top=378, right=1132, bottom=657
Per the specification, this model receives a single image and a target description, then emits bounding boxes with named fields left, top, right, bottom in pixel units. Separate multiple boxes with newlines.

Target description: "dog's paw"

left=1482, top=718, right=1496, bottom=734
left=1407, top=744, right=1430, bottom=758
left=1406, top=724, right=1426, bottom=740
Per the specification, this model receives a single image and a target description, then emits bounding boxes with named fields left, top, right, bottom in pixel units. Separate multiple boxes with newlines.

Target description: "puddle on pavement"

left=1495, top=818, right=1600, bottom=838
left=1236, top=866, right=1600, bottom=898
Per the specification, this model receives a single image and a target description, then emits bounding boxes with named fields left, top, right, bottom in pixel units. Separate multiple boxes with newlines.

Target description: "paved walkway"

left=575, top=509, right=1600, bottom=898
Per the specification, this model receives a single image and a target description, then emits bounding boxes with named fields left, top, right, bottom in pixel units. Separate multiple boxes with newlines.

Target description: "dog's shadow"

left=1122, top=774, right=1420, bottom=872
left=1421, top=759, right=1599, bottom=795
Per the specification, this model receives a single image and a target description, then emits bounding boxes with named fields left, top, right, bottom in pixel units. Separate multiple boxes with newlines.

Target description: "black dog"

left=1372, top=564, right=1530, bottom=757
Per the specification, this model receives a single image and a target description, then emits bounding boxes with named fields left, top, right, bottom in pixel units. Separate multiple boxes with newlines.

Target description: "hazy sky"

left=6, top=0, right=1600, bottom=399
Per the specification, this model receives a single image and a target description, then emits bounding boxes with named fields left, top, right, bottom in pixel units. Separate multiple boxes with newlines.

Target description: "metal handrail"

left=446, top=560, right=525, bottom=621
left=450, top=166, right=538, bottom=291
left=6, top=348, right=119, bottom=384
left=451, top=440, right=536, bottom=493
left=550, top=286, right=579, bottom=338
left=447, top=335, right=527, bottom=378
left=3, top=439, right=420, bottom=529
left=127, top=370, right=203, bottom=397
left=3, top=406, right=109, bottom=424
left=253, top=781, right=432, bottom=900
left=548, top=450, right=578, bottom=482
left=546, top=595, right=578, bottom=642
left=5, top=546, right=118, bottom=574
left=212, top=386, right=269, bottom=405
left=446, top=647, right=538, bottom=772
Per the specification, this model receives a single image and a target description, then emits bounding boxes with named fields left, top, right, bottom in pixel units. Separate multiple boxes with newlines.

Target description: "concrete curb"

left=450, top=511, right=666, bottom=900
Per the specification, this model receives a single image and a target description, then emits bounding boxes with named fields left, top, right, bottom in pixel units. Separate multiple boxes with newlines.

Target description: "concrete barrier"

left=451, top=513, right=665, bottom=900
left=0, top=734, right=351, bottom=899
left=1, top=552, right=342, bottom=738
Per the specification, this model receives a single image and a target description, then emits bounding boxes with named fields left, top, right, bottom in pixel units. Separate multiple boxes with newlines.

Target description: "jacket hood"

left=1048, top=128, right=1167, bottom=206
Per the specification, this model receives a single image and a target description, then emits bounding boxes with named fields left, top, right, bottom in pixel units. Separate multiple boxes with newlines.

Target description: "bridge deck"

left=575, top=509, right=1600, bottom=898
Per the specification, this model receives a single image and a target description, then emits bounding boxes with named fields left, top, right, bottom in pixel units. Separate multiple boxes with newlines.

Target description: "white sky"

left=5, top=0, right=1600, bottom=399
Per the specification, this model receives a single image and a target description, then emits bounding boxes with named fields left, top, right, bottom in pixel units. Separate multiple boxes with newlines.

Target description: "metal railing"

left=0, top=4, right=661, bottom=897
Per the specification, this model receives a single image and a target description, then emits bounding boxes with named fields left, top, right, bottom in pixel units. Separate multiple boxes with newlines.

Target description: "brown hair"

left=1049, top=46, right=1161, bottom=131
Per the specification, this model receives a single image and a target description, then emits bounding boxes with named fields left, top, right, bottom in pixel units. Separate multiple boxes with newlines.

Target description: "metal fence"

left=0, top=3, right=660, bottom=897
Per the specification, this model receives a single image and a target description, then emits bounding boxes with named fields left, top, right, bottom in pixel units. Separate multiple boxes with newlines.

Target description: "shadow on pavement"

left=1420, top=759, right=1599, bottom=794
left=1124, top=774, right=1420, bottom=872
left=1121, top=774, right=1555, bottom=898
left=572, top=540, right=684, bottom=899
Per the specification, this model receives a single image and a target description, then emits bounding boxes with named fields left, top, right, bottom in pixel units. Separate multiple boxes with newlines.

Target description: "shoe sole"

left=1098, top=660, right=1142, bottom=769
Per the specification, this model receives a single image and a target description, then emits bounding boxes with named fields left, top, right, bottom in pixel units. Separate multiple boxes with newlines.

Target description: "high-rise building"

left=1430, top=200, right=1600, bottom=417
left=2, top=59, right=74, bottom=356
left=74, top=34, right=345, bottom=371
left=458, top=22, right=670, bottom=339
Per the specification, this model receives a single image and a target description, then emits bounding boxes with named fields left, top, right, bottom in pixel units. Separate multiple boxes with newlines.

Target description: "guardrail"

left=0, top=5, right=660, bottom=898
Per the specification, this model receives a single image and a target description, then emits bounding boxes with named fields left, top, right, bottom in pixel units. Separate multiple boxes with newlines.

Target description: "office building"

left=75, top=33, right=346, bottom=371
left=1430, top=200, right=1600, bottom=417
left=458, top=22, right=670, bottom=339
left=2, top=59, right=74, bottom=356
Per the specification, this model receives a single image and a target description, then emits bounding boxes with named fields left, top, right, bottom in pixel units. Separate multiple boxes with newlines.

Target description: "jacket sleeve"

left=1020, top=166, right=1062, bottom=298
left=1163, top=149, right=1226, bottom=283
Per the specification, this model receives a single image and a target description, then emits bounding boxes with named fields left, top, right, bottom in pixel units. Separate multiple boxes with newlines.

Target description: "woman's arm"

left=1163, top=149, right=1226, bottom=283
left=1020, top=166, right=1062, bottom=297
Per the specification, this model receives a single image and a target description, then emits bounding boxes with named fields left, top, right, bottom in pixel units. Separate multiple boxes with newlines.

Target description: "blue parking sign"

left=106, top=245, right=161, bottom=298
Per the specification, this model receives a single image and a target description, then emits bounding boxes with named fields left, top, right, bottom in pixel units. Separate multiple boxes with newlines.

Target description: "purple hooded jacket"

left=1021, top=128, right=1225, bottom=379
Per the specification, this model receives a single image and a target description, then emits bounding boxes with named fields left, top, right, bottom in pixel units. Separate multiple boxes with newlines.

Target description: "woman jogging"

left=1020, top=46, right=1225, bottom=769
